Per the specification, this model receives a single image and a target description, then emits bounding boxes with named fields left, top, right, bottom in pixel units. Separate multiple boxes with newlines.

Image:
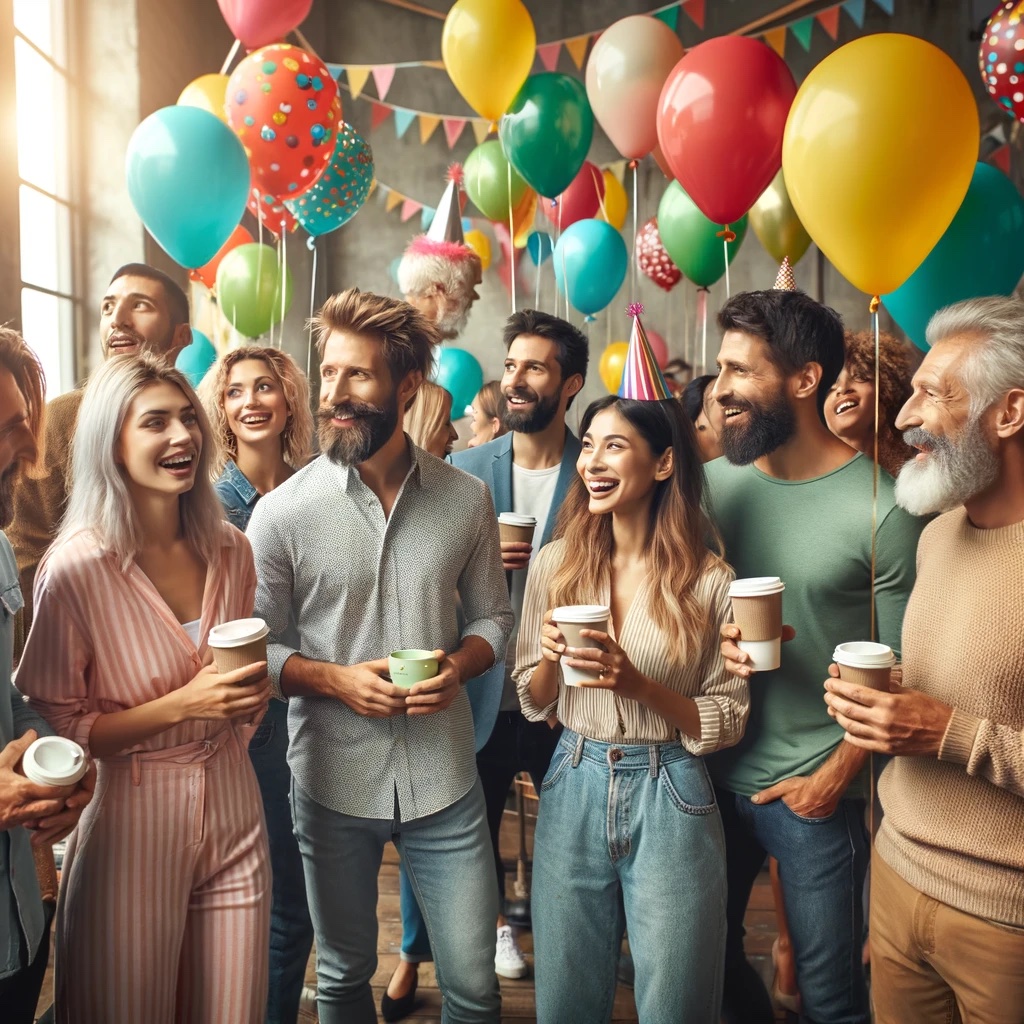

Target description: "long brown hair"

left=549, top=396, right=725, bottom=661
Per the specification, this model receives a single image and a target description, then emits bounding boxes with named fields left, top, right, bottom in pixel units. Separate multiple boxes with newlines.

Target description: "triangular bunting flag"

left=816, top=5, right=841, bottom=39
left=385, top=189, right=403, bottom=213
left=764, top=27, right=786, bottom=57
left=370, top=102, right=391, bottom=131
left=443, top=118, right=467, bottom=148
left=471, top=120, right=491, bottom=144
left=372, top=66, right=395, bottom=101
left=609, top=159, right=628, bottom=184
left=791, top=17, right=814, bottom=50
left=394, top=108, right=416, bottom=138
left=682, top=0, right=705, bottom=30
left=537, top=42, right=561, bottom=72
left=565, top=35, right=590, bottom=69
left=419, top=115, right=441, bottom=144
left=843, top=0, right=866, bottom=26
left=871, top=0, right=894, bottom=12
left=990, top=144, right=1011, bottom=175
left=654, top=5, right=681, bottom=30
left=367, top=179, right=378, bottom=199
left=400, top=198, right=423, bottom=222
left=347, top=66, right=371, bottom=99
left=420, top=206, right=436, bottom=231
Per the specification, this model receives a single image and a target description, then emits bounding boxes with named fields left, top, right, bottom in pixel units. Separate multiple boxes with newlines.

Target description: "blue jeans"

left=532, top=730, right=727, bottom=1024
left=716, top=786, right=870, bottom=1024
left=248, top=700, right=314, bottom=1024
left=291, top=777, right=500, bottom=1024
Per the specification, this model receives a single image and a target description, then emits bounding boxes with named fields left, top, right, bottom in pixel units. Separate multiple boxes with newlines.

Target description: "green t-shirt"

left=705, top=452, right=925, bottom=797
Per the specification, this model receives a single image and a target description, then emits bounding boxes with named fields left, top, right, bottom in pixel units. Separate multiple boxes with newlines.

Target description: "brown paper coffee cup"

left=499, top=521, right=536, bottom=545
left=208, top=618, right=269, bottom=677
left=731, top=592, right=782, bottom=643
left=836, top=663, right=892, bottom=691
left=211, top=635, right=268, bottom=675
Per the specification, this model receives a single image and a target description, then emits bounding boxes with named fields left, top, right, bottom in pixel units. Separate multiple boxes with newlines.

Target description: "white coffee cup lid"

left=833, top=641, right=895, bottom=668
left=23, top=736, right=87, bottom=787
left=208, top=617, right=269, bottom=649
left=553, top=604, right=610, bottom=623
left=498, top=513, right=538, bottom=526
left=729, top=576, right=785, bottom=597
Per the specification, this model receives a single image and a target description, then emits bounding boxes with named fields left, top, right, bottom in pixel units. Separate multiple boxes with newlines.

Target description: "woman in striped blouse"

left=514, top=395, right=749, bottom=1024
left=18, top=355, right=271, bottom=1024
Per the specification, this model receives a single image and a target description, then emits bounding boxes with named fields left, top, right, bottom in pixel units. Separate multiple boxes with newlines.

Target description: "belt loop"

left=572, top=732, right=584, bottom=767
left=131, top=753, right=141, bottom=786
left=649, top=744, right=659, bottom=778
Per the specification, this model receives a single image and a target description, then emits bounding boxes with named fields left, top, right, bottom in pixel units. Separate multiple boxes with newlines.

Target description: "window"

left=14, top=0, right=79, bottom=397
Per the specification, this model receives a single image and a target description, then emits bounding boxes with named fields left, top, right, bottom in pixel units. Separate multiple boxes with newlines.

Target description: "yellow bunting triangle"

left=419, top=115, right=441, bottom=144
left=471, top=120, right=491, bottom=144
left=347, top=66, right=371, bottom=99
left=385, top=189, right=403, bottom=213
left=367, top=179, right=378, bottom=198
left=609, top=159, right=628, bottom=184
left=764, top=27, right=786, bottom=58
left=564, top=35, right=590, bottom=69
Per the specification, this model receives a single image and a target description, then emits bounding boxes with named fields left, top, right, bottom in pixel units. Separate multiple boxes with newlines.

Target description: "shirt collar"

left=330, top=435, right=425, bottom=494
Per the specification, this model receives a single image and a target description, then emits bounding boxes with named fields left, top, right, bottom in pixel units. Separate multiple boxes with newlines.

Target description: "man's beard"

left=718, top=389, right=796, bottom=466
left=894, top=421, right=999, bottom=516
left=317, top=396, right=399, bottom=466
left=435, top=302, right=470, bottom=341
left=0, top=466, right=19, bottom=529
left=503, top=387, right=560, bottom=434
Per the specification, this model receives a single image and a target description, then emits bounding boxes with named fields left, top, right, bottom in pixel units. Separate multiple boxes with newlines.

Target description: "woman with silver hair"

left=18, top=355, right=272, bottom=1023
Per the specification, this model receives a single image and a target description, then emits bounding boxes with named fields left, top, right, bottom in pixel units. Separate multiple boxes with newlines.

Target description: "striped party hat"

left=773, top=256, right=797, bottom=291
left=618, top=303, right=671, bottom=401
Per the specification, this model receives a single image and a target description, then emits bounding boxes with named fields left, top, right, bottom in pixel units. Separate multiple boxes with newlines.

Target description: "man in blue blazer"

left=450, top=308, right=589, bottom=979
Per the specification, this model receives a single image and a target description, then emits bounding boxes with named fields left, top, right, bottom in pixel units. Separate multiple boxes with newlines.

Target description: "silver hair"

left=925, top=296, right=1024, bottom=416
left=60, top=354, right=225, bottom=571
left=397, top=250, right=480, bottom=305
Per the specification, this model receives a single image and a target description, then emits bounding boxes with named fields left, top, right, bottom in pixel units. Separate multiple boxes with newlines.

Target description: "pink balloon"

left=647, top=327, right=670, bottom=370
left=586, top=15, right=686, bottom=160
left=541, top=161, right=606, bottom=229
left=217, top=0, right=313, bottom=49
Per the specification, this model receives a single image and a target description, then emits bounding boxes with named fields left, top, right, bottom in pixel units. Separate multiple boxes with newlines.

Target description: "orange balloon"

left=189, top=224, right=254, bottom=289
left=511, top=188, right=537, bottom=248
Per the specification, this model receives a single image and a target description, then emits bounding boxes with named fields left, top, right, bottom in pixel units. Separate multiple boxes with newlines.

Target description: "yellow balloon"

left=598, top=170, right=628, bottom=231
left=599, top=342, right=629, bottom=393
left=749, top=169, right=811, bottom=266
left=465, top=229, right=492, bottom=270
left=177, top=73, right=230, bottom=123
left=442, top=0, right=536, bottom=125
left=782, top=34, right=978, bottom=297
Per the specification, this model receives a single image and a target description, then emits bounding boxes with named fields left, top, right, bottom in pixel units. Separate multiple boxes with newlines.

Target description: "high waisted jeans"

left=531, top=729, right=727, bottom=1024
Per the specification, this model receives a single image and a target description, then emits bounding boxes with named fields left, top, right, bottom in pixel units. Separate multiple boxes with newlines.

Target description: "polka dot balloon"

left=226, top=43, right=341, bottom=200
left=980, top=1, right=1024, bottom=122
left=247, top=191, right=298, bottom=238
left=636, top=217, right=682, bottom=293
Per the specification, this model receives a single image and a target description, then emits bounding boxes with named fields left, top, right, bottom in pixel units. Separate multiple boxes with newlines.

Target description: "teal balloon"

left=553, top=219, right=627, bottom=316
left=175, top=330, right=217, bottom=387
left=389, top=257, right=403, bottom=284
left=433, top=347, right=484, bottom=417
left=526, top=230, right=553, bottom=265
left=499, top=73, right=594, bottom=199
left=126, top=106, right=250, bottom=269
left=882, top=163, right=1024, bottom=351
left=216, top=243, right=294, bottom=339
left=284, top=122, right=374, bottom=239
left=657, top=182, right=747, bottom=288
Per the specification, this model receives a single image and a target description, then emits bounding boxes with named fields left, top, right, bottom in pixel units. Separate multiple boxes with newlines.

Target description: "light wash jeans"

left=291, top=777, right=500, bottom=1024
left=532, top=729, right=727, bottom=1024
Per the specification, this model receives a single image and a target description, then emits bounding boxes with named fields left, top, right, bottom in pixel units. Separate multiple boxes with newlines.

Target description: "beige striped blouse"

left=513, top=538, right=749, bottom=752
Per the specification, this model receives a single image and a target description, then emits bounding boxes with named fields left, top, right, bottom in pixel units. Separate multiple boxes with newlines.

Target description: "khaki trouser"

left=871, top=851, right=1024, bottom=1024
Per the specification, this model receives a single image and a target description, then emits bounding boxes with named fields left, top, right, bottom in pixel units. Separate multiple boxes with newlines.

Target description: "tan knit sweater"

left=876, top=506, right=1024, bottom=927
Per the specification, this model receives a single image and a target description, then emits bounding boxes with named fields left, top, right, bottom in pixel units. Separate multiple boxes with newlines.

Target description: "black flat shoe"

left=381, top=971, right=419, bottom=1023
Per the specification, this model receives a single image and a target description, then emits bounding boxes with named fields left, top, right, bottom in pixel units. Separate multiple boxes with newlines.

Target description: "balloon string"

left=630, top=160, right=639, bottom=299
left=279, top=225, right=288, bottom=349
left=307, top=240, right=318, bottom=379
left=717, top=226, right=736, bottom=300
left=220, top=39, right=241, bottom=76
left=869, top=297, right=881, bottom=852
left=556, top=200, right=563, bottom=319
left=698, top=287, right=709, bottom=375
left=534, top=256, right=541, bottom=310
left=507, top=162, right=516, bottom=314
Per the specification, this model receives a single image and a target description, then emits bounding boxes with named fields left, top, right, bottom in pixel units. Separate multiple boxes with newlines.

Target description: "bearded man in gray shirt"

left=247, top=288, right=513, bottom=1024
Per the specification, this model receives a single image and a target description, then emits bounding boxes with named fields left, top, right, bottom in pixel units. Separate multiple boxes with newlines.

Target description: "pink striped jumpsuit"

left=17, top=525, right=270, bottom=1024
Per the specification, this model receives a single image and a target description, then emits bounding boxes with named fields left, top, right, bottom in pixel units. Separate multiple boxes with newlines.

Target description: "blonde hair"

left=60, top=355, right=226, bottom=571
left=198, top=346, right=313, bottom=474
left=405, top=381, right=452, bottom=452
left=0, top=327, right=46, bottom=475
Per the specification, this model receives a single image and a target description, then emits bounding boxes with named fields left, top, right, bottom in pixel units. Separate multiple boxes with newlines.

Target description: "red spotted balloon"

left=636, top=217, right=682, bottom=292
left=980, top=1, right=1024, bottom=122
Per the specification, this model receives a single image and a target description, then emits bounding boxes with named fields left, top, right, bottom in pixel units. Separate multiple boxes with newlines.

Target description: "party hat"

left=773, top=256, right=797, bottom=291
left=618, top=304, right=672, bottom=401
left=426, top=164, right=466, bottom=246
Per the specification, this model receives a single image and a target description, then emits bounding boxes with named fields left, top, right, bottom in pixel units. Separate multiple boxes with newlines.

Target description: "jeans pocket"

left=659, top=757, right=717, bottom=816
left=540, top=750, right=573, bottom=792
left=248, top=715, right=276, bottom=751
left=779, top=799, right=839, bottom=824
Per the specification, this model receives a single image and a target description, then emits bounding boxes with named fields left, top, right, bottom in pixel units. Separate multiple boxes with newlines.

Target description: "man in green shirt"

left=705, top=289, right=924, bottom=1024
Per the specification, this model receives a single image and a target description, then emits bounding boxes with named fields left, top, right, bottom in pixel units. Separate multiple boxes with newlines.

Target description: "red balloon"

left=980, top=2, right=1024, bottom=123
left=657, top=37, right=797, bottom=225
left=647, top=326, right=670, bottom=370
left=248, top=191, right=298, bottom=238
left=217, top=0, right=313, bottom=50
left=226, top=44, right=341, bottom=201
left=635, top=217, right=681, bottom=292
left=189, top=224, right=254, bottom=289
left=540, top=161, right=606, bottom=229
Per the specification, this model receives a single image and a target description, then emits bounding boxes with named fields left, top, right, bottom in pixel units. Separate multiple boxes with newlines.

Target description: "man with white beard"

left=825, top=295, right=1024, bottom=1023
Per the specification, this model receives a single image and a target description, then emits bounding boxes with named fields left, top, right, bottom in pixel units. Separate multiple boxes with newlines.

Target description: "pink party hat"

left=773, top=256, right=797, bottom=291
left=618, top=304, right=672, bottom=401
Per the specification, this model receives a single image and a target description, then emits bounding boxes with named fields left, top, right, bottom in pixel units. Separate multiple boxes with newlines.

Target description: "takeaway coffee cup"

left=498, top=512, right=537, bottom=546
left=21, top=736, right=87, bottom=788
left=388, top=649, right=440, bottom=688
left=729, top=577, right=786, bottom=672
left=553, top=605, right=610, bottom=687
left=833, top=641, right=896, bottom=691
left=207, top=617, right=269, bottom=675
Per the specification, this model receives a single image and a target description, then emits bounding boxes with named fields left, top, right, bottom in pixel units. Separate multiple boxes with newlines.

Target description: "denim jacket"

left=214, top=459, right=260, bottom=532
left=1, top=531, right=53, bottom=979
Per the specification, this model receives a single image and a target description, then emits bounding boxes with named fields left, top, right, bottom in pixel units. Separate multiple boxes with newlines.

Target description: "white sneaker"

left=494, top=924, right=528, bottom=979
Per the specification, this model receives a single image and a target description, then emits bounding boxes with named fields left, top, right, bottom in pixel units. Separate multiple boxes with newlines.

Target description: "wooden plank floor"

left=37, top=807, right=788, bottom=1023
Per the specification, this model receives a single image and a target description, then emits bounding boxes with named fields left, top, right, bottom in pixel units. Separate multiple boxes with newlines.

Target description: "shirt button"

left=609, top=748, right=624, bottom=763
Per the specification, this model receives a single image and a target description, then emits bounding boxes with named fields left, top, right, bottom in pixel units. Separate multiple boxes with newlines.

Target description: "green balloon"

left=216, top=243, right=294, bottom=339
left=657, top=182, right=748, bottom=288
left=464, top=140, right=528, bottom=222
left=499, top=73, right=593, bottom=199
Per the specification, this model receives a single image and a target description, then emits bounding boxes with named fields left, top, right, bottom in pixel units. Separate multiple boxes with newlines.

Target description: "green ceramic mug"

left=388, top=649, right=439, bottom=688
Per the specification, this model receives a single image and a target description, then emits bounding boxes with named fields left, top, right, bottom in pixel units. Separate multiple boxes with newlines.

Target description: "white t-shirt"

left=503, top=462, right=562, bottom=709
